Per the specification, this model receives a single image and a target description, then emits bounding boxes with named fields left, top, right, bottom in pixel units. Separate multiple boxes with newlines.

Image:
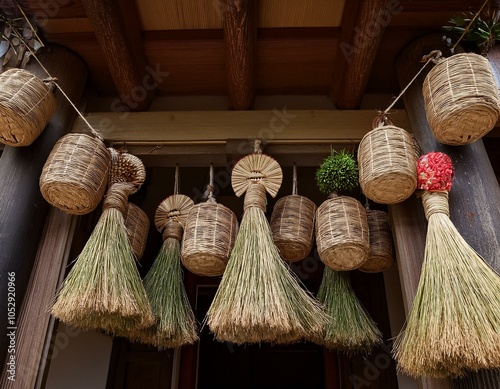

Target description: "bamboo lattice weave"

left=423, top=53, right=500, bottom=145
left=0, top=68, right=56, bottom=146
left=358, top=125, right=419, bottom=204
left=270, top=195, right=316, bottom=262
left=40, top=133, right=111, bottom=215
left=359, top=209, right=394, bottom=273
left=316, top=195, right=369, bottom=271
left=182, top=202, right=238, bottom=276
left=124, top=202, right=150, bottom=261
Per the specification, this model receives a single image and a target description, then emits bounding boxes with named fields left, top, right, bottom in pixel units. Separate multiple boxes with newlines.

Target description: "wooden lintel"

left=81, top=0, right=153, bottom=111
left=333, top=0, right=395, bottom=109
left=223, top=0, right=257, bottom=110
left=73, top=109, right=410, bottom=143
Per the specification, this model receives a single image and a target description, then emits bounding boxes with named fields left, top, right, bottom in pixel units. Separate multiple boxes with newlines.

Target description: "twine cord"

left=422, top=191, right=450, bottom=220
left=10, top=24, right=103, bottom=140
left=174, top=164, right=180, bottom=195
left=207, top=163, right=216, bottom=203
left=162, top=221, right=183, bottom=241
left=383, top=50, right=442, bottom=115
left=243, top=182, right=267, bottom=212
left=450, top=0, right=490, bottom=53
left=103, top=184, right=131, bottom=214
left=253, top=139, right=262, bottom=154
left=292, top=163, right=298, bottom=195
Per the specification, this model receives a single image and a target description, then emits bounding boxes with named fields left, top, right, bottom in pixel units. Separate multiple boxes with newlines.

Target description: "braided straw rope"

left=124, top=203, right=150, bottom=261
left=358, top=125, right=420, bottom=204
left=0, top=68, right=56, bottom=147
left=316, top=195, right=370, bottom=271
left=423, top=53, right=500, bottom=145
left=359, top=209, right=394, bottom=273
left=40, top=133, right=111, bottom=215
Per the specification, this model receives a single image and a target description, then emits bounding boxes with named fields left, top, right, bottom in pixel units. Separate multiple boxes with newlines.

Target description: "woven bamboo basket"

left=423, top=53, right=500, bottom=145
left=0, top=68, right=56, bottom=147
left=182, top=201, right=238, bottom=276
left=358, top=124, right=420, bottom=204
left=359, top=209, right=394, bottom=273
left=271, top=195, right=316, bottom=262
left=316, top=195, right=370, bottom=271
left=124, top=202, right=150, bottom=261
left=40, top=133, right=111, bottom=215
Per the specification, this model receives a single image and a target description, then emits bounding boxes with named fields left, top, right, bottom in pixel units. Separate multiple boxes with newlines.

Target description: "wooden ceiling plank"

left=81, top=0, right=154, bottom=111
left=332, top=0, right=396, bottom=109
left=223, top=0, right=258, bottom=110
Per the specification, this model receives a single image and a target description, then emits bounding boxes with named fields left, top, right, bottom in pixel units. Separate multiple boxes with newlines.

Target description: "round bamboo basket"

left=423, top=53, right=500, bottom=145
left=359, top=209, right=394, bottom=273
left=181, top=201, right=238, bottom=276
left=0, top=68, right=57, bottom=147
left=124, top=202, right=150, bottom=261
left=358, top=125, right=420, bottom=204
left=315, top=195, right=370, bottom=271
left=270, top=195, right=316, bottom=262
left=40, top=133, right=111, bottom=215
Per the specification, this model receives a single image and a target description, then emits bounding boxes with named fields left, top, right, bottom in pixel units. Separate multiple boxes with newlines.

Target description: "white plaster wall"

left=44, top=323, right=113, bottom=389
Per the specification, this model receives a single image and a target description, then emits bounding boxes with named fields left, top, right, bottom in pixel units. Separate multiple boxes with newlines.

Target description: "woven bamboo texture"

left=270, top=194, right=316, bottom=262
left=109, top=148, right=147, bottom=192
left=358, top=125, right=420, bottom=204
left=124, top=202, right=150, bottom=261
left=316, top=195, right=369, bottom=271
left=181, top=202, right=238, bottom=276
left=0, top=68, right=56, bottom=147
left=40, top=133, right=111, bottom=215
left=423, top=53, right=500, bottom=145
left=359, top=209, right=394, bottom=273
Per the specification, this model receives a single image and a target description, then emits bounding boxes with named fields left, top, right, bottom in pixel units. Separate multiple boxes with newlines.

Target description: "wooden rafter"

left=223, top=0, right=257, bottom=110
left=81, top=0, right=154, bottom=111
left=331, top=0, right=394, bottom=109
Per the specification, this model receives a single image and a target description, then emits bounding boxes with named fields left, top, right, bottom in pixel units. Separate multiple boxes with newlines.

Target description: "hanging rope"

left=174, top=164, right=180, bottom=195
left=450, top=0, right=490, bottom=53
left=292, top=163, right=298, bottom=195
left=207, top=163, right=216, bottom=203
left=253, top=139, right=262, bottom=154
left=382, top=50, right=442, bottom=115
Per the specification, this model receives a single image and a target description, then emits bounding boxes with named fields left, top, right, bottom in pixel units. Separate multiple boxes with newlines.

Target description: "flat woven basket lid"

left=231, top=153, right=283, bottom=197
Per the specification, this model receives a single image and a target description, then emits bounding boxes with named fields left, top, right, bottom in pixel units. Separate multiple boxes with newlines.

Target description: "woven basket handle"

left=292, top=163, right=298, bottom=195
left=372, top=113, right=393, bottom=129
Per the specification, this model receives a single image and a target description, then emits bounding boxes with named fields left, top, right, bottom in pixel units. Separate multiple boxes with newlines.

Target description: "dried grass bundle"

left=51, top=182, right=154, bottom=333
left=394, top=152, right=500, bottom=377
left=316, top=267, right=381, bottom=353
left=136, top=194, right=198, bottom=349
left=206, top=151, right=327, bottom=344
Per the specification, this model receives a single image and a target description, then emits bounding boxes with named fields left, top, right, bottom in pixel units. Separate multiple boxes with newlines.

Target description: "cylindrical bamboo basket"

left=358, top=125, right=420, bottom=204
left=270, top=195, right=316, bottom=262
left=316, top=195, right=370, bottom=271
left=40, top=133, right=111, bottom=215
left=423, top=53, right=500, bottom=145
left=124, top=202, right=150, bottom=261
left=359, top=209, right=394, bottom=273
left=0, top=68, right=57, bottom=147
left=181, top=202, right=238, bottom=276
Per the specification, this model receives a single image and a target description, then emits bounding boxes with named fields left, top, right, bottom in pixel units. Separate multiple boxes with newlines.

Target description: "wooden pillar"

left=82, top=0, right=154, bottom=111
left=392, top=33, right=500, bottom=389
left=0, top=46, right=87, bottom=370
left=332, top=0, right=397, bottom=109
left=223, top=0, right=257, bottom=110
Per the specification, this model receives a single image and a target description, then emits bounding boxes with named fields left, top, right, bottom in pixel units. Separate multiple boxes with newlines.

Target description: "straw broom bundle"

left=393, top=152, right=500, bottom=378
left=206, top=145, right=328, bottom=344
left=314, top=150, right=381, bottom=352
left=316, top=267, right=381, bottom=353
left=136, top=190, right=198, bottom=349
left=51, top=181, right=155, bottom=333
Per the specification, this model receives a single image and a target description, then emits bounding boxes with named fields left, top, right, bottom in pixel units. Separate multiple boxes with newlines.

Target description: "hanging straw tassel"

left=206, top=144, right=328, bottom=344
left=136, top=177, right=198, bottom=349
left=393, top=152, right=500, bottom=378
left=316, top=267, right=381, bottom=353
left=51, top=182, right=155, bottom=333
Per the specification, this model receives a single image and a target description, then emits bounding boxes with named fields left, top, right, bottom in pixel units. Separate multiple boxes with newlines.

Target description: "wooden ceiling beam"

left=81, top=0, right=154, bottom=111
left=223, top=0, right=258, bottom=110
left=332, top=0, right=397, bottom=109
